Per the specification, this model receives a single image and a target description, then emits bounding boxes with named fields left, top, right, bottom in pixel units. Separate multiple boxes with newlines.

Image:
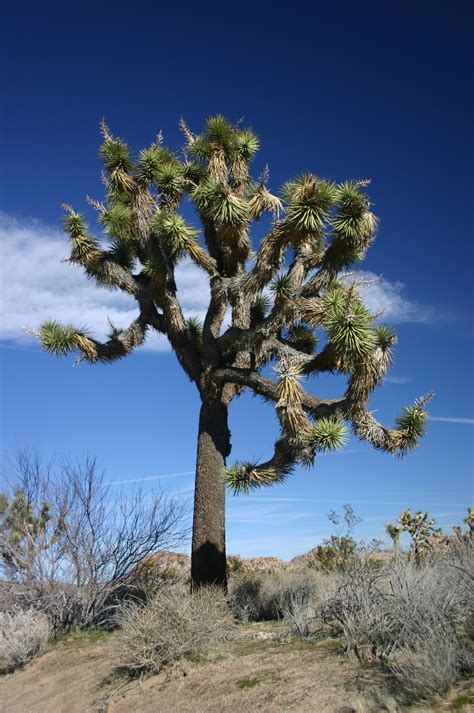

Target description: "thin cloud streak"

left=430, top=417, right=474, bottom=424
left=108, top=471, right=194, bottom=485
left=385, top=376, right=411, bottom=384
left=238, top=496, right=469, bottom=508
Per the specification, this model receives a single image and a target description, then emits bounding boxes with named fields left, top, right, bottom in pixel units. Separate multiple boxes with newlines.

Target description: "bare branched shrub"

left=116, top=584, right=234, bottom=675
left=0, top=609, right=51, bottom=669
left=0, top=451, right=185, bottom=631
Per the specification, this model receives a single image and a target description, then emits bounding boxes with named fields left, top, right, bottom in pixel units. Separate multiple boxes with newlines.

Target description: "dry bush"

left=0, top=451, right=185, bottom=631
left=0, top=609, right=51, bottom=669
left=229, top=571, right=281, bottom=621
left=323, top=544, right=473, bottom=662
left=320, top=539, right=473, bottom=702
left=229, top=569, right=331, bottom=633
left=116, top=584, right=234, bottom=675
left=390, top=633, right=469, bottom=700
left=279, top=571, right=333, bottom=636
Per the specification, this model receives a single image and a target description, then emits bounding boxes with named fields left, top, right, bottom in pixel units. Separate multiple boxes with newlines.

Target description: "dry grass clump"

left=0, top=609, right=51, bottom=670
left=116, top=584, right=234, bottom=675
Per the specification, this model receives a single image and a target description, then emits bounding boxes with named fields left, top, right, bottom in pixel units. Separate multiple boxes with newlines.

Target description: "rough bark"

left=191, top=399, right=231, bottom=588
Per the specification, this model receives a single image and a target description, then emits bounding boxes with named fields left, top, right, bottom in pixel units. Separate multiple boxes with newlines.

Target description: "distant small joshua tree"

left=385, top=522, right=403, bottom=552
left=30, top=115, right=432, bottom=587
left=388, top=509, right=441, bottom=562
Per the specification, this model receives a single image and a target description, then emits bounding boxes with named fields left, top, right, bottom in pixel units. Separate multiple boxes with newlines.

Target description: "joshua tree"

left=386, top=522, right=403, bottom=552
left=390, top=509, right=441, bottom=562
left=31, top=116, right=431, bottom=588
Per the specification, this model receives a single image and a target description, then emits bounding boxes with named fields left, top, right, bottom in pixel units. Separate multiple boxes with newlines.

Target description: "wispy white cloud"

left=354, top=270, right=435, bottom=324
left=0, top=213, right=435, bottom=352
left=385, top=376, right=411, bottom=385
left=430, top=417, right=474, bottom=425
left=0, top=212, right=209, bottom=352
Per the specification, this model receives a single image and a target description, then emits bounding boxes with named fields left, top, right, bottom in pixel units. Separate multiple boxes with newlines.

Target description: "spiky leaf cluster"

left=38, top=321, right=79, bottom=356
left=224, top=463, right=257, bottom=494
left=395, top=402, right=429, bottom=453
left=270, top=273, right=292, bottom=301
left=323, top=287, right=375, bottom=365
left=310, top=417, right=348, bottom=452
left=250, top=294, right=272, bottom=326
left=150, top=212, right=198, bottom=260
left=287, top=324, right=317, bottom=354
left=189, top=116, right=259, bottom=168
left=186, top=316, right=203, bottom=345
left=63, top=210, right=99, bottom=264
left=100, top=204, right=134, bottom=240
left=327, top=182, right=378, bottom=268
left=193, top=180, right=248, bottom=234
left=375, top=325, right=397, bottom=350
left=282, top=174, right=337, bottom=238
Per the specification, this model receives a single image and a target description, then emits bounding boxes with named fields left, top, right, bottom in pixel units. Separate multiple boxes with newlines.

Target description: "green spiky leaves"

left=375, top=325, right=397, bottom=350
left=193, top=180, right=249, bottom=236
left=150, top=212, right=198, bottom=261
left=38, top=321, right=79, bottom=356
left=270, top=273, right=292, bottom=302
left=234, top=129, right=260, bottom=162
left=100, top=204, right=134, bottom=241
left=109, top=239, right=136, bottom=270
left=328, top=181, right=378, bottom=268
left=310, top=417, right=348, bottom=452
left=224, top=461, right=286, bottom=494
left=250, top=293, right=272, bottom=326
left=323, top=287, right=375, bottom=365
left=99, top=131, right=135, bottom=194
left=282, top=174, right=337, bottom=238
left=224, top=463, right=256, bottom=494
left=63, top=207, right=100, bottom=264
left=287, top=323, right=318, bottom=354
left=99, top=137, right=132, bottom=174
left=332, top=181, right=369, bottom=238
left=190, top=116, right=258, bottom=162
left=185, top=316, right=203, bottom=345
left=395, top=401, right=429, bottom=454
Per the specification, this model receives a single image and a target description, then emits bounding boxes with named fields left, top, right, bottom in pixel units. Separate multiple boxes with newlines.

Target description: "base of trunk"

left=191, top=399, right=230, bottom=589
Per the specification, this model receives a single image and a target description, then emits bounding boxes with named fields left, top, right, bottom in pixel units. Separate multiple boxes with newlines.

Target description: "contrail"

left=108, top=471, right=194, bottom=485
left=430, top=417, right=474, bottom=424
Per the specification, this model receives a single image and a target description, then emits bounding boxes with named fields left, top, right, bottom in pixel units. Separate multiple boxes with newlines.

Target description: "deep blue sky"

left=1, top=1, right=473, bottom=557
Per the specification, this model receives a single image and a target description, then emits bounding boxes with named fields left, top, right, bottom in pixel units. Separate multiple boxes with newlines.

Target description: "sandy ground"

left=0, top=625, right=472, bottom=713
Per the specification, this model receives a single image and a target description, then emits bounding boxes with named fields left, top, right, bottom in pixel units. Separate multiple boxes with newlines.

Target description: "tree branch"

left=213, top=367, right=347, bottom=418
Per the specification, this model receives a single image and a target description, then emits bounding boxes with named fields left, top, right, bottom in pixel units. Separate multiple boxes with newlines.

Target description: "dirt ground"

left=0, top=624, right=472, bottom=713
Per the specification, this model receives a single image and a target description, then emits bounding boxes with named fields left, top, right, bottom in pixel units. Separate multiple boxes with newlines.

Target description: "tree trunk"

left=191, top=399, right=230, bottom=589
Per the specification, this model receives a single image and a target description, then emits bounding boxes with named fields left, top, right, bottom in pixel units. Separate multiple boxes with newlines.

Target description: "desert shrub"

left=322, top=540, right=473, bottom=701
left=116, top=584, right=234, bottom=675
left=0, top=609, right=51, bottom=669
left=0, top=451, right=185, bottom=631
left=390, top=633, right=470, bottom=700
left=324, top=550, right=473, bottom=662
left=227, top=555, right=245, bottom=575
left=229, top=569, right=330, bottom=631
left=229, top=572, right=280, bottom=621
left=279, top=571, right=332, bottom=636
